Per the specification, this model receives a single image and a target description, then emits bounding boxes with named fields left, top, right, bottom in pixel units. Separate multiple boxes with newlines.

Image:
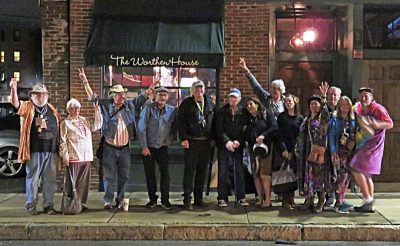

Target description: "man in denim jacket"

left=78, top=67, right=156, bottom=209
left=137, top=87, right=177, bottom=209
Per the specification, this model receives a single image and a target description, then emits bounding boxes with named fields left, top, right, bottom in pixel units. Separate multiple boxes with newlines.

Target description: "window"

left=0, top=51, right=4, bottom=63
left=1, top=72, right=4, bottom=81
left=13, top=30, right=21, bottom=42
left=0, top=30, right=5, bottom=42
left=364, top=7, right=400, bottom=49
left=13, top=51, right=20, bottom=63
left=102, top=66, right=218, bottom=107
left=13, top=72, right=20, bottom=82
left=276, top=18, right=335, bottom=51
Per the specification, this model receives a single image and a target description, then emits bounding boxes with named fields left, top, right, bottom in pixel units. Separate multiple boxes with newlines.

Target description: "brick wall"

left=220, top=1, right=269, bottom=102
left=69, top=0, right=101, bottom=190
left=41, top=0, right=271, bottom=190
left=41, top=0, right=70, bottom=189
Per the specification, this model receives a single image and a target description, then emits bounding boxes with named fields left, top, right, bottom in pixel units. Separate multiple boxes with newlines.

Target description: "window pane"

left=1, top=51, right=4, bottom=63
left=14, top=51, right=20, bottom=62
left=14, top=72, right=20, bottom=82
left=13, top=30, right=21, bottom=42
left=1, top=72, right=5, bottom=81
left=102, top=65, right=217, bottom=107
left=364, top=10, right=400, bottom=49
left=0, top=30, right=5, bottom=42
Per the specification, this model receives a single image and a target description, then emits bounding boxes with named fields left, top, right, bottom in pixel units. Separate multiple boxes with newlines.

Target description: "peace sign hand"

left=78, top=67, right=88, bottom=83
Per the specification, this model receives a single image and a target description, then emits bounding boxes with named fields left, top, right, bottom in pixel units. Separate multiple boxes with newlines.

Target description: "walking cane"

left=232, top=151, right=238, bottom=207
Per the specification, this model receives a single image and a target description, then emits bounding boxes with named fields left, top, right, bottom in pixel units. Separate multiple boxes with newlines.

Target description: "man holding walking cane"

left=215, top=88, right=250, bottom=207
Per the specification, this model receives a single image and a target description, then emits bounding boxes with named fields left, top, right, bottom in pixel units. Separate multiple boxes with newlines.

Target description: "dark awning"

left=85, top=0, right=225, bottom=68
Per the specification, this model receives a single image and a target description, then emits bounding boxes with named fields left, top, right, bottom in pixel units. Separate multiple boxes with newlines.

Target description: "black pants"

left=217, top=147, right=245, bottom=201
left=142, top=146, right=170, bottom=204
left=183, top=139, right=212, bottom=202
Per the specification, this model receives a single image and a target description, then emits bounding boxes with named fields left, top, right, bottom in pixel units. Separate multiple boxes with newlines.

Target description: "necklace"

left=35, top=105, right=48, bottom=117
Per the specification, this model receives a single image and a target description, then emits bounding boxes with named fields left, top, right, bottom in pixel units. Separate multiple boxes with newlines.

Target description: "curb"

left=1, top=223, right=400, bottom=241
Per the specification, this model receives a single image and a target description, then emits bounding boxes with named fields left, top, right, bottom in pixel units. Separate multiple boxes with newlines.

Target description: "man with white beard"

left=10, top=79, right=61, bottom=215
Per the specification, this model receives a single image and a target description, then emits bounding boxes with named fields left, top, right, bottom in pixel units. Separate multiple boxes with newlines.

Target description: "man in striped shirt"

left=79, top=67, right=156, bottom=209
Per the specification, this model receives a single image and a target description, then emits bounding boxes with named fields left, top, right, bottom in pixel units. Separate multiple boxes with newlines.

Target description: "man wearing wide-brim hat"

left=78, top=67, right=157, bottom=210
left=10, top=79, right=61, bottom=215
left=350, top=87, right=393, bottom=213
left=137, top=86, right=177, bottom=209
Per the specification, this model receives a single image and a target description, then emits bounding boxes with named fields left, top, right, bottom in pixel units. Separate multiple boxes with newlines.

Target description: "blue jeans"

left=25, top=152, right=57, bottom=209
left=102, top=144, right=130, bottom=204
left=217, top=147, right=245, bottom=201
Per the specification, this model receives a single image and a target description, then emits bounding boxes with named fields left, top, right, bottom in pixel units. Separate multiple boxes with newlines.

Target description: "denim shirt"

left=137, top=102, right=177, bottom=148
left=89, top=92, right=148, bottom=141
left=328, top=117, right=356, bottom=154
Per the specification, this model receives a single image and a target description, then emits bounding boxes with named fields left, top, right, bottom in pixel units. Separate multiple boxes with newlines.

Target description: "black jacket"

left=246, top=110, right=278, bottom=149
left=215, top=104, right=250, bottom=149
left=178, top=95, right=215, bottom=141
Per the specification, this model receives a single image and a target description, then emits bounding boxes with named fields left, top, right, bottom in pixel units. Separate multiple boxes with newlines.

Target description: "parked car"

left=0, top=102, right=24, bottom=177
left=0, top=129, right=24, bottom=177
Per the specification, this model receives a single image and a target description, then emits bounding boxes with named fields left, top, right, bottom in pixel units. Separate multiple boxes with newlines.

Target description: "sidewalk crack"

left=0, top=193, right=17, bottom=204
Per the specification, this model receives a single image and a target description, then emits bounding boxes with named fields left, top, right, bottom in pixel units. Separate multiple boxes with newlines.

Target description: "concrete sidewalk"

left=0, top=192, right=399, bottom=241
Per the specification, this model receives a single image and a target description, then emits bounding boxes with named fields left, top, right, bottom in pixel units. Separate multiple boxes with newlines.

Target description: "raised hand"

left=319, top=81, right=329, bottom=97
left=9, top=78, right=18, bottom=90
left=78, top=67, right=88, bottom=83
left=239, top=57, right=249, bottom=72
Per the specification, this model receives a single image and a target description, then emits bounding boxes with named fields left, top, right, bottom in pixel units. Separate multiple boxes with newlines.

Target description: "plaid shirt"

left=59, top=108, right=102, bottom=162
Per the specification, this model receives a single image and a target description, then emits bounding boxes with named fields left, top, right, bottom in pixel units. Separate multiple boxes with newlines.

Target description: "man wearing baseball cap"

left=215, top=88, right=250, bottom=207
left=10, top=79, right=61, bottom=215
left=137, top=87, right=177, bottom=209
left=350, top=87, right=393, bottom=213
left=178, top=80, right=216, bottom=210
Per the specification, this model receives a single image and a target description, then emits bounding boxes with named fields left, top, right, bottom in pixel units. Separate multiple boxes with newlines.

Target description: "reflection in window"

left=14, top=72, right=20, bottom=82
left=103, top=66, right=217, bottom=107
left=1, top=72, right=5, bottom=81
left=364, top=7, right=400, bottom=49
left=0, top=51, right=4, bottom=63
left=13, top=30, right=21, bottom=42
left=14, top=51, right=20, bottom=62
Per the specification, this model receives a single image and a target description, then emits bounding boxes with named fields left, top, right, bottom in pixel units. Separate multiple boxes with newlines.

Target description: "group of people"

left=9, top=58, right=393, bottom=215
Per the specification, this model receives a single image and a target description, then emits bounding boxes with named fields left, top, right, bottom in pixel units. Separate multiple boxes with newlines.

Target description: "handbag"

left=272, top=159, right=298, bottom=194
left=61, top=167, right=82, bottom=215
left=307, top=120, right=327, bottom=165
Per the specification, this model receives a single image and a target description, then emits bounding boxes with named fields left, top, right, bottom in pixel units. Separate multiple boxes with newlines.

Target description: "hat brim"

left=110, top=89, right=128, bottom=93
left=228, top=93, right=241, bottom=98
left=29, top=91, right=50, bottom=95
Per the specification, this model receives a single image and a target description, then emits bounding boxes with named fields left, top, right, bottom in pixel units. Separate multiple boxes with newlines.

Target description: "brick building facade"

left=40, top=0, right=270, bottom=189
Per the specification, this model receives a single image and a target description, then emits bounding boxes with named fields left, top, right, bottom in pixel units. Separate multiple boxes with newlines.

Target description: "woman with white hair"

left=59, top=98, right=102, bottom=212
left=239, top=57, right=285, bottom=119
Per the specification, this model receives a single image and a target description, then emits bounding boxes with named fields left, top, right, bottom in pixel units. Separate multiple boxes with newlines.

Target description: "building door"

left=278, top=61, right=333, bottom=115
left=362, top=60, right=400, bottom=182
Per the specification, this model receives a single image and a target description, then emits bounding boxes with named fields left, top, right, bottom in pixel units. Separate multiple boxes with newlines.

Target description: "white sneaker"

left=237, top=199, right=249, bottom=207
left=218, top=199, right=228, bottom=207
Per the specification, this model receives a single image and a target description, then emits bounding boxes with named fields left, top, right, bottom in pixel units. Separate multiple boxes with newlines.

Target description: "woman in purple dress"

left=350, top=87, right=393, bottom=213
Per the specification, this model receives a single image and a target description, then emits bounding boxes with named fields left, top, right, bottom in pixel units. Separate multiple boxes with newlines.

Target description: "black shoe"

left=161, top=201, right=172, bottom=210
left=146, top=200, right=157, bottom=208
left=183, top=200, right=193, bottom=210
left=43, top=207, right=57, bottom=215
left=27, top=206, right=39, bottom=215
left=354, top=203, right=375, bottom=213
left=194, top=200, right=208, bottom=208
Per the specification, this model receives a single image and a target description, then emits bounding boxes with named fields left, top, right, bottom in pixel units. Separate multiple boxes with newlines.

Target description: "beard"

left=31, top=95, right=48, bottom=107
